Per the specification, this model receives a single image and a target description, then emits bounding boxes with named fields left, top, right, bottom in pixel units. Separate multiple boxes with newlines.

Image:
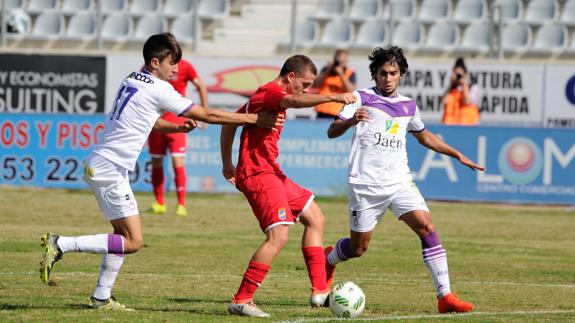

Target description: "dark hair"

left=368, top=46, right=408, bottom=80
left=280, top=54, right=318, bottom=77
left=454, top=57, right=467, bottom=73
left=143, top=33, right=182, bottom=66
left=334, top=49, right=349, bottom=57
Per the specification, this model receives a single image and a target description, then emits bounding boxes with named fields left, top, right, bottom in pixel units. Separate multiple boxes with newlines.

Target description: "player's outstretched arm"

left=220, top=124, right=239, bottom=185
left=153, top=118, right=197, bottom=133
left=280, top=92, right=356, bottom=109
left=411, top=130, right=486, bottom=171
left=327, top=107, right=369, bottom=138
left=182, top=105, right=283, bottom=129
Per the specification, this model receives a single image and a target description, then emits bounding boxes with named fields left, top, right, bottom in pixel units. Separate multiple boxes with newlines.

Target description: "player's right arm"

left=181, top=105, right=283, bottom=129
left=280, top=92, right=356, bottom=109
left=327, top=107, right=369, bottom=138
left=220, top=124, right=239, bottom=185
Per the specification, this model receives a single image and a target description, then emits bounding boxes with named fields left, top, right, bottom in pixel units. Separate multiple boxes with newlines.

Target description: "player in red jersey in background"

left=148, top=58, right=209, bottom=216
left=220, top=55, right=356, bottom=318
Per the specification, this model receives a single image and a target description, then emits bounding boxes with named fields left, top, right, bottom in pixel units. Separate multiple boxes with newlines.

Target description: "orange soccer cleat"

left=438, top=293, right=474, bottom=313
left=324, top=246, right=336, bottom=287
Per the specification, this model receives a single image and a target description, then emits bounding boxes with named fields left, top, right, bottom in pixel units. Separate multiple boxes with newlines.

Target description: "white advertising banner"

left=543, top=65, right=575, bottom=128
left=106, top=54, right=548, bottom=126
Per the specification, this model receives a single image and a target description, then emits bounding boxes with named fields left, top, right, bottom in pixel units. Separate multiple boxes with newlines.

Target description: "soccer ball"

left=328, top=281, right=366, bottom=318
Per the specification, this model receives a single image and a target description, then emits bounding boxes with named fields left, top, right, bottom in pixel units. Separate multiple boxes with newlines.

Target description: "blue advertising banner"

left=1, top=114, right=574, bottom=204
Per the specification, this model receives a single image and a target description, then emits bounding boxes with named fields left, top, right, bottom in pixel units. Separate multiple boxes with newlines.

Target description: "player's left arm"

left=153, top=118, right=197, bottom=133
left=411, top=129, right=485, bottom=171
left=191, top=77, right=209, bottom=108
left=220, top=124, right=239, bottom=185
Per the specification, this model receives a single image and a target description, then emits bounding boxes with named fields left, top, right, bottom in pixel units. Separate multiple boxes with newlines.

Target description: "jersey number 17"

left=110, top=85, right=139, bottom=120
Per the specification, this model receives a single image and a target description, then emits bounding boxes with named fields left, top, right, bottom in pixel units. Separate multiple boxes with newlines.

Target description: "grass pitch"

left=1, top=187, right=574, bottom=322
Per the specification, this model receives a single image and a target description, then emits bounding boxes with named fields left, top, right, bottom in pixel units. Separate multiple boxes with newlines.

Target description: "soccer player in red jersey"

left=148, top=59, right=209, bottom=216
left=220, top=55, right=356, bottom=318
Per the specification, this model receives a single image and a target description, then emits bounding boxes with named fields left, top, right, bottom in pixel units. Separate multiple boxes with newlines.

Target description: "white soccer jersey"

left=92, top=70, right=193, bottom=170
left=338, top=87, right=425, bottom=185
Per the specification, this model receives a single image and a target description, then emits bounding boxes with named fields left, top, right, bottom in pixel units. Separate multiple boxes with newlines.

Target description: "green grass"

left=1, top=187, right=574, bottom=322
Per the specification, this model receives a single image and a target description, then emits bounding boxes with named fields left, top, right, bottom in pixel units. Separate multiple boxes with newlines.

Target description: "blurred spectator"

left=441, top=57, right=480, bottom=125
left=6, top=9, right=30, bottom=34
left=313, top=49, right=357, bottom=118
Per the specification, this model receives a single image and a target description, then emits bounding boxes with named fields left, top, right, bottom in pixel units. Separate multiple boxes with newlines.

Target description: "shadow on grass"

left=169, top=297, right=305, bottom=307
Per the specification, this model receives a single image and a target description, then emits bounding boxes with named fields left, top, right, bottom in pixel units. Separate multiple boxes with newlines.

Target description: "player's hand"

left=459, top=155, right=485, bottom=172
left=222, top=165, right=236, bottom=185
left=351, top=107, right=369, bottom=125
left=256, top=111, right=285, bottom=131
left=178, top=119, right=198, bottom=133
left=332, top=93, right=356, bottom=105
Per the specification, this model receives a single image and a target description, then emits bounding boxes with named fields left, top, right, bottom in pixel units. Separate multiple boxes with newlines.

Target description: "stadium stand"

left=129, top=0, right=162, bottom=16
left=27, top=0, right=58, bottom=14
left=524, top=0, right=559, bottom=25
left=315, top=18, right=354, bottom=49
left=351, top=20, right=389, bottom=50
left=528, top=22, right=568, bottom=55
left=163, top=0, right=194, bottom=18
left=348, top=0, right=383, bottom=22
left=29, top=11, right=64, bottom=40
left=0, top=0, right=574, bottom=60
left=61, top=0, right=94, bottom=15
left=421, top=21, right=460, bottom=54
left=418, top=0, right=453, bottom=23
left=64, top=11, right=97, bottom=41
left=452, top=0, right=487, bottom=24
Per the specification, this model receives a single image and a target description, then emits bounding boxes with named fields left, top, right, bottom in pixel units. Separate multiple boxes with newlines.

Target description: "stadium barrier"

left=1, top=113, right=573, bottom=205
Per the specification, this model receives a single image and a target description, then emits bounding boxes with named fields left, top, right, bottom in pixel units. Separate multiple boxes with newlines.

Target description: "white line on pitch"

left=275, top=309, right=575, bottom=323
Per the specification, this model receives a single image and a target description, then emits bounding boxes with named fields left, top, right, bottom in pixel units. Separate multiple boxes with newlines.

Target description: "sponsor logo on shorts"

left=278, top=207, right=286, bottom=220
left=125, top=194, right=130, bottom=201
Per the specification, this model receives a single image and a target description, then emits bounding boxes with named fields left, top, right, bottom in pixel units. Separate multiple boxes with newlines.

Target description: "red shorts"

left=148, top=130, right=187, bottom=157
left=236, top=172, right=314, bottom=232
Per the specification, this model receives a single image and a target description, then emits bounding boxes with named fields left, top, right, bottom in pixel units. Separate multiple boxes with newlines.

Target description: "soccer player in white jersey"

left=38, top=33, right=281, bottom=311
left=324, top=46, right=485, bottom=313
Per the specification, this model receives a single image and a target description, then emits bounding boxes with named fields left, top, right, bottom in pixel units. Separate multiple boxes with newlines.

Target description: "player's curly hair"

left=368, top=46, right=408, bottom=80
left=143, top=33, right=182, bottom=66
left=280, top=55, right=318, bottom=77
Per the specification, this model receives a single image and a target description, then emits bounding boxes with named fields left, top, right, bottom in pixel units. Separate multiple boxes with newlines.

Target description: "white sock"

left=93, top=254, right=125, bottom=300
left=423, top=245, right=451, bottom=297
left=57, top=234, right=109, bottom=254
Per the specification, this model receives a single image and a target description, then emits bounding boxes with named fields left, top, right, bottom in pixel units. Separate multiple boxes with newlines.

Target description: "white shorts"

left=84, top=154, right=139, bottom=221
left=348, top=181, right=429, bottom=232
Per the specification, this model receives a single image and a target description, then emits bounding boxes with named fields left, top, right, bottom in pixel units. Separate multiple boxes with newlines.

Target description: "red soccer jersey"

left=162, top=59, right=200, bottom=124
left=236, top=82, right=288, bottom=181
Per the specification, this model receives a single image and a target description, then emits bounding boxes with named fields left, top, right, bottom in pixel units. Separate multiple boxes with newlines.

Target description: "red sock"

left=234, top=261, right=270, bottom=302
left=302, top=246, right=327, bottom=292
left=151, top=166, right=164, bottom=205
left=174, top=166, right=186, bottom=206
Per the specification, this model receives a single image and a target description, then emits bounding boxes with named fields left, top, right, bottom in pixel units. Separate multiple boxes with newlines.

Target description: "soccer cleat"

left=40, top=233, right=63, bottom=284
left=324, top=245, right=336, bottom=287
left=90, top=295, right=135, bottom=312
left=176, top=204, right=187, bottom=217
left=228, top=298, right=271, bottom=318
left=438, top=293, right=474, bottom=313
left=310, top=287, right=330, bottom=308
left=148, top=202, right=166, bottom=215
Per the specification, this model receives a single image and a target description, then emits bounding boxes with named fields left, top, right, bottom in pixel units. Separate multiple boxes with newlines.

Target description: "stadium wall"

left=1, top=53, right=574, bottom=204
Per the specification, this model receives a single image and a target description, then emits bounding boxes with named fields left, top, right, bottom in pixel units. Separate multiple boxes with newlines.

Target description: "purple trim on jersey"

left=359, top=90, right=416, bottom=117
left=421, top=231, right=441, bottom=249
left=337, top=113, right=347, bottom=120
left=107, top=234, right=124, bottom=254
left=178, top=104, right=195, bottom=117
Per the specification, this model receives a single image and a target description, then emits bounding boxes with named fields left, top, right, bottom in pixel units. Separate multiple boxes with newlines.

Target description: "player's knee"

left=352, top=244, right=368, bottom=257
left=301, top=211, right=325, bottom=229
left=420, top=223, right=435, bottom=236
left=124, top=237, right=144, bottom=253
